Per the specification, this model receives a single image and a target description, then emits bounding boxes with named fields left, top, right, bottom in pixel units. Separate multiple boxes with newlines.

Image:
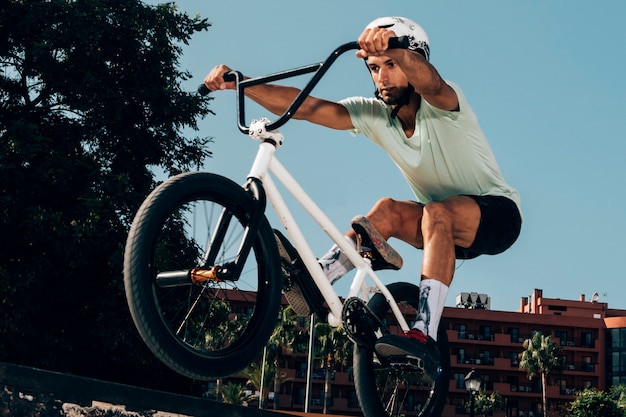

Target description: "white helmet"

left=366, top=17, right=430, bottom=61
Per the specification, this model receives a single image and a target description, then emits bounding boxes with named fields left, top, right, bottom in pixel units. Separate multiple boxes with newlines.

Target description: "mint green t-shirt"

left=339, top=81, right=521, bottom=212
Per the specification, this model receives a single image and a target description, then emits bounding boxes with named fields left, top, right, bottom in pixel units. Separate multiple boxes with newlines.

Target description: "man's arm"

left=390, top=50, right=459, bottom=111
left=356, top=28, right=459, bottom=111
left=204, top=64, right=354, bottom=130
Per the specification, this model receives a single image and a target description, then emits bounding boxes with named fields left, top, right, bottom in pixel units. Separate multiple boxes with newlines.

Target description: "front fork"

left=155, top=177, right=268, bottom=287
left=199, top=178, right=267, bottom=282
left=158, top=120, right=280, bottom=287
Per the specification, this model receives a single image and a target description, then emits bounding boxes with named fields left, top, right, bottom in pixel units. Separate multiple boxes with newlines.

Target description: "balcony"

left=564, top=362, right=596, bottom=373
left=493, top=382, right=565, bottom=398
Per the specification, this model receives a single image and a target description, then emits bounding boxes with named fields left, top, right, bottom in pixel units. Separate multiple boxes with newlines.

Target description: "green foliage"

left=519, top=332, right=564, bottom=417
left=314, top=322, right=353, bottom=368
left=468, top=390, right=504, bottom=417
left=611, top=385, right=626, bottom=409
left=519, top=333, right=565, bottom=379
left=242, top=361, right=275, bottom=408
left=568, top=388, right=625, bottom=417
left=314, top=321, right=353, bottom=414
left=267, top=306, right=301, bottom=409
left=0, top=0, right=212, bottom=393
left=221, top=382, right=254, bottom=406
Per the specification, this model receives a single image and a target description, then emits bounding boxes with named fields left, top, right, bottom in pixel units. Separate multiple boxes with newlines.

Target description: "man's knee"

left=366, top=198, right=399, bottom=231
left=371, top=197, right=397, bottom=214
left=422, top=202, right=453, bottom=231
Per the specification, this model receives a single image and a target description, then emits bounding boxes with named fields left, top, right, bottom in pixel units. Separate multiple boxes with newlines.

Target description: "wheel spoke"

left=124, top=172, right=281, bottom=379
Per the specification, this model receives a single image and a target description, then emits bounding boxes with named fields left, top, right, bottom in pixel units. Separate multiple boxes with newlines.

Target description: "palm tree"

left=221, top=381, right=254, bottom=405
left=314, top=322, right=353, bottom=414
left=242, top=361, right=275, bottom=408
left=268, top=306, right=299, bottom=409
left=518, top=332, right=564, bottom=417
left=202, top=300, right=246, bottom=404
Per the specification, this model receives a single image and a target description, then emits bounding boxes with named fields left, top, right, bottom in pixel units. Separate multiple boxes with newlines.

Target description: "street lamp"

left=465, top=369, right=482, bottom=417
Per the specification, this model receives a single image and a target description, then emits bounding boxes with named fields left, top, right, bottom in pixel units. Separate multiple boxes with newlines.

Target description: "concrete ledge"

left=0, top=361, right=276, bottom=417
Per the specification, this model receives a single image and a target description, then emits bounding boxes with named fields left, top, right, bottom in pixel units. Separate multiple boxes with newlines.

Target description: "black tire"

left=124, top=172, right=281, bottom=379
left=353, top=282, right=450, bottom=417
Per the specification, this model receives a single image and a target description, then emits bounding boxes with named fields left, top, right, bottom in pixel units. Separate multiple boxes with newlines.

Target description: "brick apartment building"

left=219, top=288, right=626, bottom=417
left=443, top=288, right=626, bottom=416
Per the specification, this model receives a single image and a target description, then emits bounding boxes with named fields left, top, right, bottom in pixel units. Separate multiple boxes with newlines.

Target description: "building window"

left=479, top=350, right=493, bottom=365
left=608, top=328, right=626, bottom=382
left=480, top=325, right=492, bottom=340
left=296, top=362, right=307, bottom=379
left=294, top=387, right=305, bottom=405
left=455, top=323, right=467, bottom=339
left=555, top=330, right=568, bottom=346
left=347, top=390, right=359, bottom=408
left=454, top=372, right=465, bottom=389
left=581, top=332, right=594, bottom=348
left=456, top=348, right=466, bottom=363
left=510, top=327, right=520, bottom=343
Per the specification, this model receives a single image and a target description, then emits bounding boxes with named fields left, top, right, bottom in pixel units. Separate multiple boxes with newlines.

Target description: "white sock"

left=318, top=236, right=356, bottom=284
left=412, top=279, right=448, bottom=341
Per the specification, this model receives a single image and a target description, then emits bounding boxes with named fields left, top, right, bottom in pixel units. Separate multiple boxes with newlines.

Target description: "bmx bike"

left=123, top=39, right=450, bottom=417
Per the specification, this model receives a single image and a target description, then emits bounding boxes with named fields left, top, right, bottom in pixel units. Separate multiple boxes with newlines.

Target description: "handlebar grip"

left=388, top=36, right=411, bottom=49
left=198, top=83, right=210, bottom=96
left=197, top=72, right=238, bottom=96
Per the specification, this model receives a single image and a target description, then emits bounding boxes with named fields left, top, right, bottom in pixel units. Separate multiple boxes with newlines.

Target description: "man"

left=204, top=16, right=521, bottom=375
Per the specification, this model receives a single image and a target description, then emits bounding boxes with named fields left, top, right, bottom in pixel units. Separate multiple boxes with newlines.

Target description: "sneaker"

left=351, top=215, right=403, bottom=271
left=274, top=230, right=324, bottom=317
left=374, top=329, right=441, bottom=383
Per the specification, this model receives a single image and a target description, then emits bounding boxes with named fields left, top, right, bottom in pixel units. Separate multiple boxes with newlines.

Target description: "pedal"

left=351, top=215, right=403, bottom=271
left=274, top=230, right=325, bottom=317
left=388, top=355, right=425, bottom=371
left=386, top=355, right=440, bottom=384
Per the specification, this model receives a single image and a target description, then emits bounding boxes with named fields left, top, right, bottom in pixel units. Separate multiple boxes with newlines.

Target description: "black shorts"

left=454, top=195, right=522, bottom=260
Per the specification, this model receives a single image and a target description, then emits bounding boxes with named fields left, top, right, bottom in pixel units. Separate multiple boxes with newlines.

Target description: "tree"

left=610, top=385, right=626, bottom=410
left=242, top=361, right=275, bottom=409
left=468, top=389, right=504, bottom=417
left=267, top=306, right=300, bottom=410
left=0, top=0, right=212, bottom=392
left=220, top=382, right=254, bottom=406
left=314, top=322, right=353, bottom=414
left=568, top=388, right=625, bottom=417
left=519, top=332, right=564, bottom=417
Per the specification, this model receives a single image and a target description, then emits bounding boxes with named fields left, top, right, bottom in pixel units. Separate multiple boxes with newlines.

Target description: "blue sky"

left=149, top=1, right=626, bottom=312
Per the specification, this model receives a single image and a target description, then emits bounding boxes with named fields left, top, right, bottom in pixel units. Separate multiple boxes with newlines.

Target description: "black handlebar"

left=197, top=72, right=236, bottom=96
left=198, top=37, right=410, bottom=134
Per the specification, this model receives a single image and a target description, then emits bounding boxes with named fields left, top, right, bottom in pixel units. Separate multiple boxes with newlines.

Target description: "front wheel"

left=124, top=172, right=282, bottom=379
left=353, top=282, right=450, bottom=417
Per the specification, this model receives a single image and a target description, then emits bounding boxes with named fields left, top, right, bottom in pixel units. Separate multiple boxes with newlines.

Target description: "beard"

left=377, top=87, right=406, bottom=106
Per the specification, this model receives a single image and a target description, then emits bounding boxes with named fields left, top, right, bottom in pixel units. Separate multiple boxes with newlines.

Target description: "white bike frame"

left=246, top=118, right=410, bottom=331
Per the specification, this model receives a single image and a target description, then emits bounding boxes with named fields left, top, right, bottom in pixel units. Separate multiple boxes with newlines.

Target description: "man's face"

left=366, top=55, right=410, bottom=105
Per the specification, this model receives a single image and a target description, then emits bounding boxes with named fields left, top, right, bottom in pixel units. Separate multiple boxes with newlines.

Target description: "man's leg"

left=318, top=198, right=422, bottom=281
left=285, top=198, right=418, bottom=316
left=411, top=196, right=481, bottom=340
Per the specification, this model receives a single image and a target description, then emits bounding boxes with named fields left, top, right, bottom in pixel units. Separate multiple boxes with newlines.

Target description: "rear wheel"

left=353, top=282, right=450, bottom=417
left=124, top=172, right=281, bottom=379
